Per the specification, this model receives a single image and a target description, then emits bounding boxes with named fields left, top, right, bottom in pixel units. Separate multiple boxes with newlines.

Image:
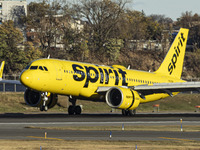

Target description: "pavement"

left=0, top=112, right=199, bottom=141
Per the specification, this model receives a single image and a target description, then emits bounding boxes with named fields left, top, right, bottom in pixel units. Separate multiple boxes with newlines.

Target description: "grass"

left=0, top=93, right=200, bottom=149
left=25, top=125, right=200, bottom=132
left=0, top=140, right=199, bottom=150
left=137, top=93, right=200, bottom=113
left=0, top=92, right=200, bottom=113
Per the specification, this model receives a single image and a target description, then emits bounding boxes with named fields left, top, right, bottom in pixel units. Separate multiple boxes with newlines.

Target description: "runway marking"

left=159, top=137, right=195, bottom=142
left=27, top=136, right=64, bottom=141
left=0, top=121, right=200, bottom=125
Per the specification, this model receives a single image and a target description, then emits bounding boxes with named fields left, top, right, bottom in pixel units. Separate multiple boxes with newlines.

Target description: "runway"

left=0, top=113, right=200, bottom=141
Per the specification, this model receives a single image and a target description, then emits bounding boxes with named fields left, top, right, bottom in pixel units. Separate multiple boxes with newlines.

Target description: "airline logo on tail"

left=155, top=28, right=189, bottom=79
left=168, top=33, right=186, bottom=75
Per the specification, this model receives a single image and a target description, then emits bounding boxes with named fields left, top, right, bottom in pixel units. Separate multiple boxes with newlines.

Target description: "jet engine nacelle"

left=105, top=87, right=141, bottom=110
left=24, top=89, right=58, bottom=109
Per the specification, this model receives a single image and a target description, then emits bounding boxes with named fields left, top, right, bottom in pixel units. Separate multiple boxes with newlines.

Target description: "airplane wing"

left=97, top=82, right=200, bottom=99
left=0, top=80, right=21, bottom=84
left=132, top=82, right=200, bottom=98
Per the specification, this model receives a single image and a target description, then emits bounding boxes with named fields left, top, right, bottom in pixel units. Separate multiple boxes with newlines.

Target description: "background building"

left=0, top=0, right=27, bottom=25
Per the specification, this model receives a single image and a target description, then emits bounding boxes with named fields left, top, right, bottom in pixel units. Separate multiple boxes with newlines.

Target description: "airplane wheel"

left=122, top=109, right=129, bottom=116
left=128, top=109, right=136, bottom=116
left=68, top=105, right=75, bottom=115
left=74, top=106, right=82, bottom=115
left=40, top=106, right=44, bottom=111
left=40, top=106, right=48, bottom=111
left=44, top=106, right=48, bottom=111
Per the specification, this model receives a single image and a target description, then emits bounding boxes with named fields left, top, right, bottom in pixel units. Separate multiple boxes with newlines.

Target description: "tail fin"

left=155, top=28, right=189, bottom=79
left=0, top=61, right=5, bottom=79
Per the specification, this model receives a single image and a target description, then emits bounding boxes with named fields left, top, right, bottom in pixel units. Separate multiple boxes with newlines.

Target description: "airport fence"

left=2, top=74, right=21, bottom=80
left=183, top=78, right=200, bottom=81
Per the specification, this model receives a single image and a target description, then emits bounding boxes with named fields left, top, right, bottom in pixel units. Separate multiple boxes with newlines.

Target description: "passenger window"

left=43, top=66, right=48, bottom=71
left=30, top=66, right=38, bottom=70
left=39, top=66, right=44, bottom=70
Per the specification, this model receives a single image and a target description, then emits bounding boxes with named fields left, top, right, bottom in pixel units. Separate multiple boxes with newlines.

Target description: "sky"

left=27, top=0, right=200, bottom=21
left=132, top=0, right=200, bottom=21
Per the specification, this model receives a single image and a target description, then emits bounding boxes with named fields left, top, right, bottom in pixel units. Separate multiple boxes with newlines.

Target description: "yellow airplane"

left=0, top=61, right=5, bottom=80
left=2, top=28, right=200, bottom=116
left=0, top=61, right=21, bottom=85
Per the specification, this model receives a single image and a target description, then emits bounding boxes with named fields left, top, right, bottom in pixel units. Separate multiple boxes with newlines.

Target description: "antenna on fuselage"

left=47, top=54, right=50, bottom=59
left=127, top=64, right=131, bottom=70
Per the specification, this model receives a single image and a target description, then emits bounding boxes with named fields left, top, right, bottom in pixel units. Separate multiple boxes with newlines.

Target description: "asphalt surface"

left=0, top=113, right=200, bottom=141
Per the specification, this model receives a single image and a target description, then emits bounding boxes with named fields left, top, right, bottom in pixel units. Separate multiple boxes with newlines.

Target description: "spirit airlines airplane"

left=0, top=61, right=5, bottom=80
left=1, top=28, right=200, bottom=116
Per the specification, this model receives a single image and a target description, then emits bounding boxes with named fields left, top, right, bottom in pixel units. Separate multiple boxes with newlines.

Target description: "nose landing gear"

left=40, top=92, right=49, bottom=111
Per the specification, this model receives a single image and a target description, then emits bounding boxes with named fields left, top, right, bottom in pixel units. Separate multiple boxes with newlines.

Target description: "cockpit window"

left=30, top=66, right=38, bottom=70
left=28, top=65, right=48, bottom=71
left=43, top=66, right=48, bottom=71
left=25, top=61, right=35, bottom=70
left=39, top=66, right=44, bottom=70
left=25, top=64, right=31, bottom=69
left=25, top=62, right=32, bottom=69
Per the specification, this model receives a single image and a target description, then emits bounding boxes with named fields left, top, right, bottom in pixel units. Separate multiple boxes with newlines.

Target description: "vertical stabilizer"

left=0, top=61, right=5, bottom=79
left=155, top=28, right=189, bottom=79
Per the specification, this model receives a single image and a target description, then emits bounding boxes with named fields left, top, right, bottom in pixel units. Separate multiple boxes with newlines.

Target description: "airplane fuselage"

left=20, top=59, right=184, bottom=104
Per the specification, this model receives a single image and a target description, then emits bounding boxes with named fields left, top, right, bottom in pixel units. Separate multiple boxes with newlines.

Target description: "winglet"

left=155, top=28, right=189, bottom=79
left=0, top=61, right=5, bottom=79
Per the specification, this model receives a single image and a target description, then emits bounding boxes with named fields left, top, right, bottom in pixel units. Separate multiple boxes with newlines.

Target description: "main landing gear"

left=40, top=92, right=48, bottom=111
left=122, top=109, right=136, bottom=116
left=68, top=96, right=82, bottom=115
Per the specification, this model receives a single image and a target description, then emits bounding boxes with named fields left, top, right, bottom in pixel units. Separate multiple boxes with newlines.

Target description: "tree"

left=0, top=21, right=42, bottom=73
left=149, top=14, right=173, bottom=29
left=0, top=21, right=25, bottom=73
left=61, top=18, right=85, bottom=60
left=26, top=1, right=49, bottom=54
left=146, top=17, right=163, bottom=41
left=73, top=0, right=130, bottom=60
left=176, top=12, right=200, bottom=50
left=24, top=42, right=42, bottom=62
left=117, top=10, right=165, bottom=51
left=118, top=10, right=147, bottom=50
left=10, top=5, right=26, bottom=29
left=176, top=11, right=193, bottom=28
left=26, top=0, right=64, bottom=57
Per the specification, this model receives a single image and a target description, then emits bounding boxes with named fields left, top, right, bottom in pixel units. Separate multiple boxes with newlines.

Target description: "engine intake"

left=24, top=89, right=58, bottom=109
left=106, top=87, right=140, bottom=110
